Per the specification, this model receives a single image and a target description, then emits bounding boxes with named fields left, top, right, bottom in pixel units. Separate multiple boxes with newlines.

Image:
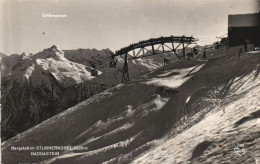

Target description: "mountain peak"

left=21, top=52, right=30, bottom=57
left=48, top=45, right=63, bottom=53
left=51, top=45, right=58, bottom=49
left=32, top=45, right=64, bottom=60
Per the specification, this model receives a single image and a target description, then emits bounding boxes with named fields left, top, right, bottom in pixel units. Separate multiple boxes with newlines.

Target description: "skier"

left=216, top=41, right=219, bottom=49
left=244, top=41, right=248, bottom=52
left=202, top=50, right=207, bottom=60
left=239, top=47, right=242, bottom=58
left=193, top=48, right=198, bottom=55
left=164, top=58, right=170, bottom=66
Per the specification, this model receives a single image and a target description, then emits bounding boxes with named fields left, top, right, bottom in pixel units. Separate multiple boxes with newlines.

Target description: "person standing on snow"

left=244, top=41, right=248, bottom=52
left=202, top=50, right=207, bottom=60
left=216, top=41, right=219, bottom=49
left=239, top=47, right=242, bottom=58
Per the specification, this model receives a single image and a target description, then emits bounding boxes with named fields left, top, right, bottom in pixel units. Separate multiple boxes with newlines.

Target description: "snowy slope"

left=2, top=47, right=259, bottom=164
left=133, top=65, right=260, bottom=164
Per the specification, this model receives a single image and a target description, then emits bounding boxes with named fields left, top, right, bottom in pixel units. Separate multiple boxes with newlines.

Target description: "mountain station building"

left=228, top=13, right=260, bottom=47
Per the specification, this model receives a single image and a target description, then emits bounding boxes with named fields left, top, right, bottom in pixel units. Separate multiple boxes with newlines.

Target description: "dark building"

left=228, top=13, right=260, bottom=47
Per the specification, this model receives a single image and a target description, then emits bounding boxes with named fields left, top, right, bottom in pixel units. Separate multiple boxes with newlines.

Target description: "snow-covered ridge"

left=33, top=45, right=65, bottom=60
left=4, top=45, right=102, bottom=87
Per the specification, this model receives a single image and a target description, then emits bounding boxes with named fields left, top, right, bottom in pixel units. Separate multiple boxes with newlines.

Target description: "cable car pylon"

left=109, top=35, right=198, bottom=83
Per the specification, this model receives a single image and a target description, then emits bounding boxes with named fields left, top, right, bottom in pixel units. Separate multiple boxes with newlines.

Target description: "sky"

left=0, top=0, right=259, bottom=55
